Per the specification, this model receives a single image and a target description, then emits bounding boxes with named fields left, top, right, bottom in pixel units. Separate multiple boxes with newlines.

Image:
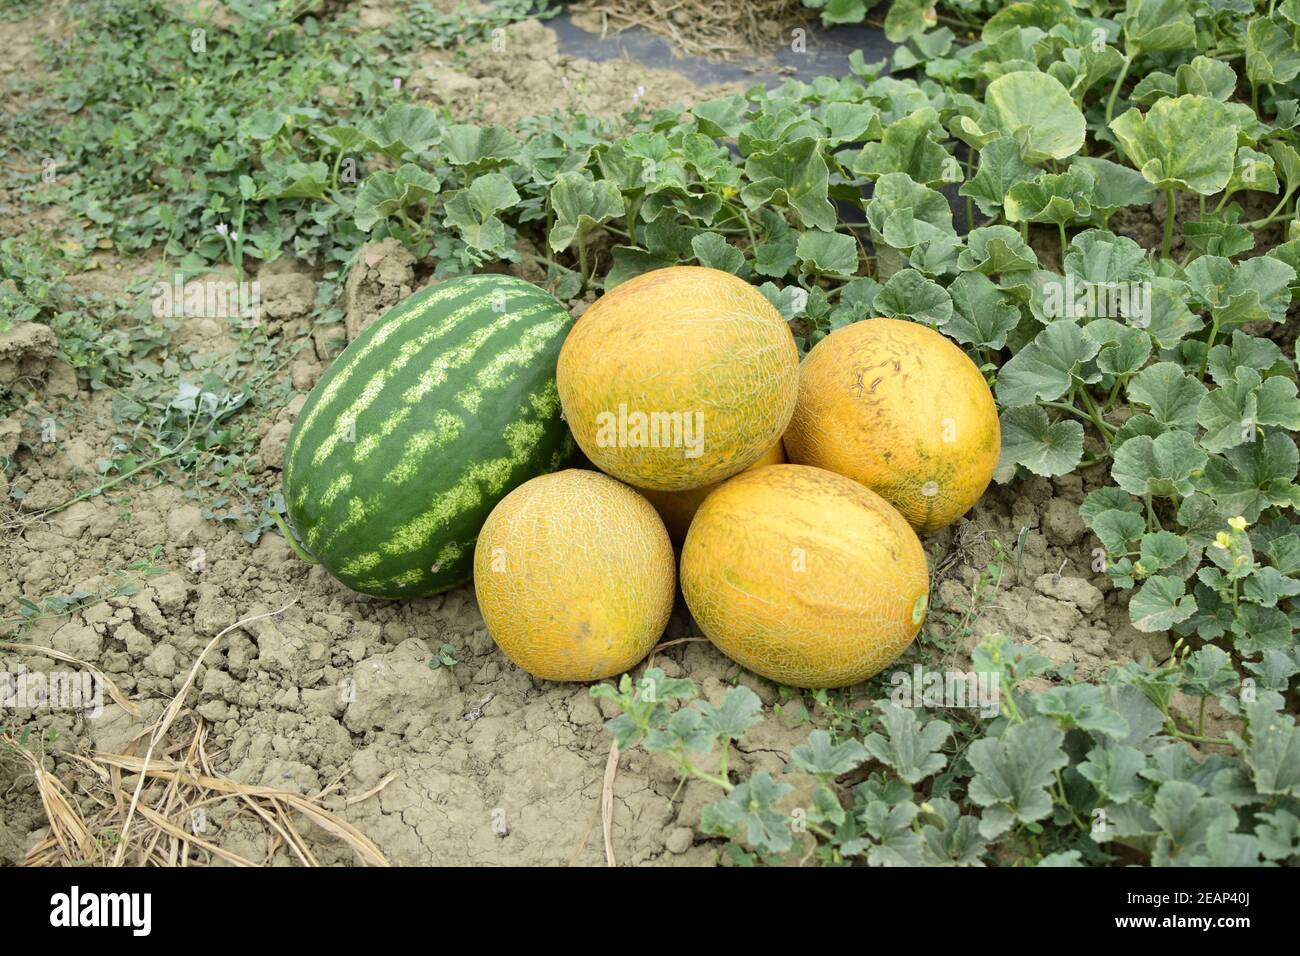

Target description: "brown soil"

left=410, top=18, right=743, bottom=126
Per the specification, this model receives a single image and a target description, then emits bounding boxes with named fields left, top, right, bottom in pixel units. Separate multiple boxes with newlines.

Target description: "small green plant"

left=3, top=546, right=168, bottom=637
left=596, top=634, right=1300, bottom=866
left=429, top=643, right=458, bottom=670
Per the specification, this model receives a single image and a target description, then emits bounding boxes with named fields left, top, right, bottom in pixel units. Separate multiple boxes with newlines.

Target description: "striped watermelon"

left=281, top=273, right=576, bottom=599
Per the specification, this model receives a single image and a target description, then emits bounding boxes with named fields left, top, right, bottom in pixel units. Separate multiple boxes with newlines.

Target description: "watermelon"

left=282, top=273, right=576, bottom=599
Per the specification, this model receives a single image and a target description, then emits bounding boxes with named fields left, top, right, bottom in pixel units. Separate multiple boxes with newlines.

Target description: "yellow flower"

left=1214, top=532, right=1232, bottom=549
left=1228, top=516, right=1248, bottom=532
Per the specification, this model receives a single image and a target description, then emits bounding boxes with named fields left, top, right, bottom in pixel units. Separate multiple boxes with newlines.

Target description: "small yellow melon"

left=639, top=438, right=786, bottom=544
left=681, top=464, right=929, bottom=688
left=473, top=469, right=675, bottom=682
left=784, top=318, right=1000, bottom=533
left=556, top=266, right=799, bottom=491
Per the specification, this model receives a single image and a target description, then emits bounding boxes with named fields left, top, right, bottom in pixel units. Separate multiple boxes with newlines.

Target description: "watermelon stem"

left=272, top=510, right=319, bottom=565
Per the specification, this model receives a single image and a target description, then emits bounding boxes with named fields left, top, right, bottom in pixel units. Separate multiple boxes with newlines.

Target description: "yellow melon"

left=473, top=469, right=675, bottom=682
left=556, top=266, right=799, bottom=491
left=639, top=438, right=786, bottom=544
left=680, top=464, right=930, bottom=688
left=784, top=318, right=1000, bottom=533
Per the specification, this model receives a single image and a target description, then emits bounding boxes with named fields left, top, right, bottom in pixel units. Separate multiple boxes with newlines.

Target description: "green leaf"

left=818, top=101, right=883, bottom=145
left=808, top=784, right=848, bottom=829
left=795, top=229, right=859, bottom=277
left=1150, top=781, right=1238, bottom=864
left=786, top=729, right=869, bottom=777
left=1182, top=209, right=1255, bottom=259
left=1225, top=147, right=1280, bottom=196
left=353, top=172, right=405, bottom=232
left=690, top=95, right=748, bottom=138
left=1140, top=530, right=1189, bottom=572
left=864, top=173, right=956, bottom=249
left=645, top=708, right=714, bottom=754
left=1128, top=362, right=1208, bottom=429
left=1231, top=603, right=1293, bottom=653
left=700, top=773, right=794, bottom=854
left=883, top=0, right=937, bottom=41
left=875, top=269, right=953, bottom=326
left=1123, top=0, right=1197, bottom=57
left=1207, top=330, right=1287, bottom=386
left=984, top=71, right=1087, bottom=163
left=958, top=225, right=1038, bottom=275
left=1129, top=575, right=1198, bottom=631
left=548, top=171, right=625, bottom=254
left=1111, top=430, right=1206, bottom=497
left=917, top=798, right=988, bottom=865
left=606, top=246, right=674, bottom=288
left=1082, top=485, right=1143, bottom=522
left=1088, top=321, right=1151, bottom=376
left=1063, top=229, right=1151, bottom=285
left=443, top=172, right=520, bottom=254
left=1256, top=375, right=1300, bottom=429
left=946, top=271, right=1022, bottom=349
left=754, top=234, right=799, bottom=278
left=1004, top=166, right=1094, bottom=225
left=1246, top=15, right=1300, bottom=85
left=1048, top=41, right=1125, bottom=103
left=1185, top=254, right=1296, bottom=326
left=995, top=320, right=1101, bottom=406
left=256, top=160, right=329, bottom=200
left=1198, top=432, right=1300, bottom=521
left=1079, top=746, right=1147, bottom=804
left=1232, top=702, right=1294, bottom=801
left=1035, top=684, right=1132, bottom=738
left=697, top=685, right=765, bottom=742
left=742, top=137, right=836, bottom=231
left=1070, top=156, right=1159, bottom=222
left=1244, top=566, right=1300, bottom=607
left=960, top=137, right=1038, bottom=217
left=1257, top=809, right=1300, bottom=860
left=862, top=702, right=952, bottom=785
left=313, top=124, right=370, bottom=153
left=361, top=103, right=442, bottom=158
left=853, top=107, right=960, bottom=187
left=1110, top=95, right=1238, bottom=195
left=691, top=232, right=745, bottom=274
left=823, top=0, right=871, bottom=25
left=1197, top=366, right=1265, bottom=453
left=1090, top=509, right=1146, bottom=554
left=999, top=405, right=1084, bottom=477
left=967, top=717, right=1068, bottom=837
left=440, top=123, right=518, bottom=167
left=353, top=164, right=439, bottom=231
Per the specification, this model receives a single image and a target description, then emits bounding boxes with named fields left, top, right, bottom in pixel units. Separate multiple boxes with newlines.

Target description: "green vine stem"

left=1161, top=188, right=1177, bottom=259
left=272, top=511, right=319, bottom=565
left=1104, top=56, right=1131, bottom=126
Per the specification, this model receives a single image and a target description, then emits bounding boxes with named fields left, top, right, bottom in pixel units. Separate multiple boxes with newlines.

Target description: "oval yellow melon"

left=784, top=318, right=1000, bottom=533
left=680, top=464, right=930, bottom=688
left=556, top=266, right=799, bottom=492
left=473, top=469, right=675, bottom=682
left=639, top=438, right=786, bottom=544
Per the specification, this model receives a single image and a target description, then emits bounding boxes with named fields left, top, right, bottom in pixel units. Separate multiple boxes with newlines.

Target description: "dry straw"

left=571, top=0, right=812, bottom=62
left=5, top=602, right=392, bottom=867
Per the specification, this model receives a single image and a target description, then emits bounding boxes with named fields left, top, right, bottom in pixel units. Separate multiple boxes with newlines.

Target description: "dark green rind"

left=281, top=274, right=575, bottom=599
